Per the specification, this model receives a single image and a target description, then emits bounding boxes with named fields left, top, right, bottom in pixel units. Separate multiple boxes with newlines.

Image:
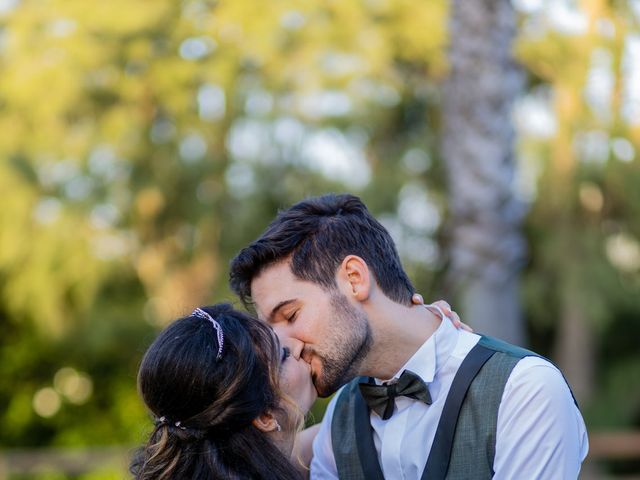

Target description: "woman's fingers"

left=413, top=294, right=474, bottom=332
left=450, top=310, right=473, bottom=332
left=431, top=299, right=452, bottom=316
left=429, top=299, right=474, bottom=333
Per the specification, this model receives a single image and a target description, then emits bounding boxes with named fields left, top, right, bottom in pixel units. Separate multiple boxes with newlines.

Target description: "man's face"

left=251, top=260, right=372, bottom=397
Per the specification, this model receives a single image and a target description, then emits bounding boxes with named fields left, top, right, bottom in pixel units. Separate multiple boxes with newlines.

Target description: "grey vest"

left=330, top=336, right=574, bottom=480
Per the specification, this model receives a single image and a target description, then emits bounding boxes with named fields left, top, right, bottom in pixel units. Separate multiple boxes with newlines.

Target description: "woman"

left=130, top=303, right=315, bottom=479
left=131, top=298, right=462, bottom=479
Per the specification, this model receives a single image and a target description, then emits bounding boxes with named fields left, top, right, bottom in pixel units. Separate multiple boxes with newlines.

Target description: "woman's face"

left=278, top=340, right=317, bottom=415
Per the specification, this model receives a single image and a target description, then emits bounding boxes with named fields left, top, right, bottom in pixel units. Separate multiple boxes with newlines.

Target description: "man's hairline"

left=247, top=253, right=339, bottom=297
left=247, top=254, right=412, bottom=317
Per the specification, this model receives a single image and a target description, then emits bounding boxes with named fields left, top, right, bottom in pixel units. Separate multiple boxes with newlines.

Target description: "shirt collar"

left=383, top=314, right=459, bottom=385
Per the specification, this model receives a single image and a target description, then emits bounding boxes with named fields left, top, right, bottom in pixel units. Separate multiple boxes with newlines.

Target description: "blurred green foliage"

left=0, top=0, right=639, bottom=478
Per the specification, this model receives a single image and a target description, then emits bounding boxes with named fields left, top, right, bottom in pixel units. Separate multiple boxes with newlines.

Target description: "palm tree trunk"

left=441, top=0, right=526, bottom=344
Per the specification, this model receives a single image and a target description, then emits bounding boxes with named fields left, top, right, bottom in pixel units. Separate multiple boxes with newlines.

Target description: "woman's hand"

left=411, top=293, right=473, bottom=332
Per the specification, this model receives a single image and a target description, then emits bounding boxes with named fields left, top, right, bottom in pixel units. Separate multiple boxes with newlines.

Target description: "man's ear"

left=252, top=412, right=280, bottom=433
left=339, top=255, right=371, bottom=302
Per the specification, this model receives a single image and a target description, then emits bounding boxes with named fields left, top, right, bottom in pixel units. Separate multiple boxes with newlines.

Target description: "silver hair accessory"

left=192, top=307, right=224, bottom=360
left=155, top=416, right=186, bottom=430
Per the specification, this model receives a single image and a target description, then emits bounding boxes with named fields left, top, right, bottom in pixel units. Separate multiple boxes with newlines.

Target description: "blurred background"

left=1, top=0, right=639, bottom=478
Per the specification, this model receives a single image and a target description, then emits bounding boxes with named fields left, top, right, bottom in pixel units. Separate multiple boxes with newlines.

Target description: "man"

left=230, top=193, right=588, bottom=479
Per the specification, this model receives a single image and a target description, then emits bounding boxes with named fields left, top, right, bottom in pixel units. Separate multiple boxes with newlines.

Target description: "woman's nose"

left=285, top=338, right=305, bottom=361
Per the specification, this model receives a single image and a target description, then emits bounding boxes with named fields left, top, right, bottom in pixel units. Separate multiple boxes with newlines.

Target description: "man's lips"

left=301, top=345, right=313, bottom=364
left=302, top=347, right=322, bottom=385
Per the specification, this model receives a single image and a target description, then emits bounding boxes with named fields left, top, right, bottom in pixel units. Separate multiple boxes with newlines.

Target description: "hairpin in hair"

left=155, top=416, right=186, bottom=430
left=192, top=307, right=224, bottom=360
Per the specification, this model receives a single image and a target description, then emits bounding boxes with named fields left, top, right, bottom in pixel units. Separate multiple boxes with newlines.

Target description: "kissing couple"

left=131, top=194, right=588, bottom=479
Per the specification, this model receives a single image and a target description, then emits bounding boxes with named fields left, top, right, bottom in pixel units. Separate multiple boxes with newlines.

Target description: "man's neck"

left=359, top=298, right=442, bottom=380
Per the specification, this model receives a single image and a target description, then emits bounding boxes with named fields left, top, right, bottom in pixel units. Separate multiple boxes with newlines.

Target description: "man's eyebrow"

left=268, top=299, right=297, bottom=323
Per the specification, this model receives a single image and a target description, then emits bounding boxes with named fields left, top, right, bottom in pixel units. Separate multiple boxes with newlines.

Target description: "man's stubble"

left=312, top=291, right=373, bottom=397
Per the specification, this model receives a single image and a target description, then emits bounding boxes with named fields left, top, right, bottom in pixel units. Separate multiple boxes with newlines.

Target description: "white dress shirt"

left=310, top=317, right=588, bottom=479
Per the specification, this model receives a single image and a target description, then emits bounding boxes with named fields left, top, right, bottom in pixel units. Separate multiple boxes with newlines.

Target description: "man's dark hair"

left=229, top=193, right=415, bottom=307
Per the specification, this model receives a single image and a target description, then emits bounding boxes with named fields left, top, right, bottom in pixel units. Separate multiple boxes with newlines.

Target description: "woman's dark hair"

left=130, top=303, right=302, bottom=480
left=229, top=193, right=415, bottom=308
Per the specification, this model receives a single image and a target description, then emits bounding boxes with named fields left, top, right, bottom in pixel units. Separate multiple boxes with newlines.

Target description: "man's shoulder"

left=454, top=334, right=577, bottom=408
left=477, top=335, right=543, bottom=360
left=474, top=338, right=570, bottom=393
left=506, top=355, right=570, bottom=395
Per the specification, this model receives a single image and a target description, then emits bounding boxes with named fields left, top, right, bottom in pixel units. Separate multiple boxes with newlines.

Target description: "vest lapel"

left=354, top=379, right=386, bottom=480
